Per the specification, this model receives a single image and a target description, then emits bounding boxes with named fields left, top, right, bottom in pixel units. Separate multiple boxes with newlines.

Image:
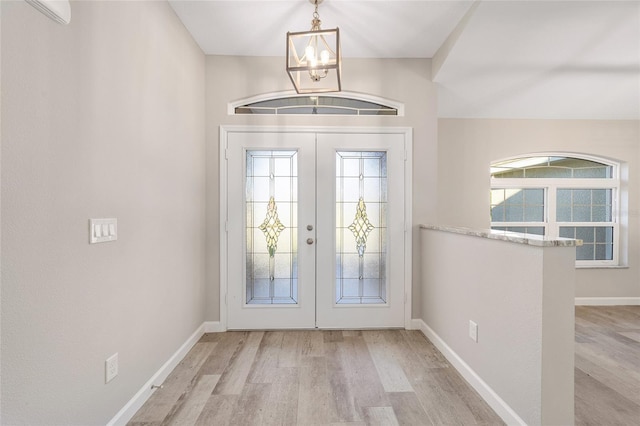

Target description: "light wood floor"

left=129, top=329, right=503, bottom=425
left=129, top=306, right=640, bottom=425
left=575, top=305, right=640, bottom=426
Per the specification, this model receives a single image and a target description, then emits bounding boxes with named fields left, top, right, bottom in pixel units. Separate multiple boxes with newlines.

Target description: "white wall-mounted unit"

left=25, top=0, right=71, bottom=25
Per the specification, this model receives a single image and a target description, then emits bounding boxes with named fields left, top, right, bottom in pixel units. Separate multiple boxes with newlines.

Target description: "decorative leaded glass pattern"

left=348, top=198, right=375, bottom=257
left=336, top=151, right=387, bottom=304
left=246, top=151, right=298, bottom=304
left=259, top=197, right=286, bottom=257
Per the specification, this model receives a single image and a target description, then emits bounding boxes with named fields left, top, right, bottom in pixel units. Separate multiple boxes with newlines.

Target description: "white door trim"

left=219, top=125, right=413, bottom=330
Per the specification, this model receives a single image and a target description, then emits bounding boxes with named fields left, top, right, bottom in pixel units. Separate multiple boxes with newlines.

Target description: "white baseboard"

left=204, top=321, right=226, bottom=333
left=410, top=319, right=526, bottom=426
left=575, top=297, right=640, bottom=306
left=107, top=323, right=206, bottom=426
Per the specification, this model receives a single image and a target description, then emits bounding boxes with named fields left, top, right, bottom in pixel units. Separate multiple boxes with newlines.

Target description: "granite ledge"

left=420, top=225, right=582, bottom=247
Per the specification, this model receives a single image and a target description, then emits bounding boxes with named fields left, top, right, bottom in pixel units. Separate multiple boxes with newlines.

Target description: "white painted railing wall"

left=417, top=226, right=576, bottom=425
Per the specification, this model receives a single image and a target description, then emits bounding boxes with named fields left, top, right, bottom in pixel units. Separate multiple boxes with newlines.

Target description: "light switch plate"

left=90, top=218, right=117, bottom=244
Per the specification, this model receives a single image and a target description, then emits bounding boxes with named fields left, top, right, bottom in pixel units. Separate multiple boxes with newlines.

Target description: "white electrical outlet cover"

left=105, top=353, right=118, bottom=383
left=469, top=320, right=478, bottom=342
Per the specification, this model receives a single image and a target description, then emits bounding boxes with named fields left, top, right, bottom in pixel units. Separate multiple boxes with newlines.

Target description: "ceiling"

left=169, top=0, right=640, bottom=120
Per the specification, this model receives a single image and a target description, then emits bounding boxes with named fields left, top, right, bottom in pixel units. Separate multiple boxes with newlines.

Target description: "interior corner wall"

left=437, top=118, right=640, bottom=298
left=205, top=56, right=438, bottom=322
left=1, top=1, right=206, bottom=424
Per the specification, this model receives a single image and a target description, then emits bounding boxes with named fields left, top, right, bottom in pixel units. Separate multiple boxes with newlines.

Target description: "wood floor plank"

left=128, top=342, right=216, bottom=423
left=575, top=306, right=640, bottom=426
left=196, top=331, right=245, bottom=375
left=578, top=306, right=639, bottom=333
left=593, top=306, right=640, bottom=329
left=229, top=382, right=272, bottom=425
left=194, top=394, right=238, bottom=425
left=325, top=341, right=361, bottom=422
left=363, top=330, right=413, bottom=393
left=362, top=407, right=400, bottom=426
left=576, top=340, right=640, bottom=382
left=279, top=331, right=302, bottom=368
left=618, top=306, right=640, bottom=319
left=297, top=356, right=340, bottom=424
left=247, top=331, right=285, bottom=384
left=162, top=374, right=220, bottom=426
left=262, top=374, right=300, bottom=425
left=617, top=330, right=640, bottom=343
left=324, top=330, right=345, bottom=343
left=381, top=330, right=448, bottom=386
left=410, top=370, right=480, bottom=426
left=198, top=332, right=222, bottom=343
left=412, top=351, right=502, bottom=425
left=213, top=331, right=264, bottom=395
left=575, top=354, right=640, bottom=405
left=388, top=392, right=432, bottom=426
left=438, top=368, right=504, bottom=426
left=575, top=323, right=598, bottom=344
left=339, top=335, right=389, bottom=413
left=399, top=330, right=449, bottom=369
left=300, top=330, right=325, bottom=357
left=575, top=368, right=640, bottom=426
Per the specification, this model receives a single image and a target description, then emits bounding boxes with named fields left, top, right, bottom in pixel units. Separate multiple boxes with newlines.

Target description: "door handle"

left=306, top=238, right=314, bottom=245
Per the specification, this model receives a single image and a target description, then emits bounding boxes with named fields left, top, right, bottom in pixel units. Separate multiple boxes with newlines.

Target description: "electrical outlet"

left=469, top=320, right=478, bottom=342
left=105, top=353, right=118, bottom=383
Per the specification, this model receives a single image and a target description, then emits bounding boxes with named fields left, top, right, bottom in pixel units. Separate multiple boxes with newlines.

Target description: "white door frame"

left=219, top=125, right=413, bottom=330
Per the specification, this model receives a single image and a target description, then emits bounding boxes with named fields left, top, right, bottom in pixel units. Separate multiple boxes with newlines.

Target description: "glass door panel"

left=246, top=150, right=298, bottom=304
left=335, top=151, right=388, bottom=304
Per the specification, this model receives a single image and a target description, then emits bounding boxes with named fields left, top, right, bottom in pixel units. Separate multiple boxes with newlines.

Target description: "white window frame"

left=490, top=154, right=621, bottom=268
left=228, top=91, right=405, bottom=116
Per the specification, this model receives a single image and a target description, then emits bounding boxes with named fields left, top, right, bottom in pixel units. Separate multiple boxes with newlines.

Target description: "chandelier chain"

left=312, top=3, right=321, bottom=30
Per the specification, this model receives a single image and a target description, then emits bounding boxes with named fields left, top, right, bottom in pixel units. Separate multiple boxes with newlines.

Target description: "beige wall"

left=1, top=1, right=206, bottom=424
left=205, top=56, right=438, bottom=321
left=2, top=1, right=635, bottom=422
left=438, top=119, right=640, bottom=298
left=421, top=228, right=575, bottom=425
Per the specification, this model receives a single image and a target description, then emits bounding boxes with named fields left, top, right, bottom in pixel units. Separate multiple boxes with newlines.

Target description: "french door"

left=225, top=130, right=406, bottom=329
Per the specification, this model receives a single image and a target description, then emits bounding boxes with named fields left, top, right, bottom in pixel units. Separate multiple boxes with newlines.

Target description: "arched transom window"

left=490, top=155, right=620, bottom=266
left=230, top=93, right=402, bottom=116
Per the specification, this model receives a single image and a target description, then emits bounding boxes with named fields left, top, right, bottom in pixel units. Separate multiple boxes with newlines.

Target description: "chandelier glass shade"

left=286, top=0, right=341, bottom=93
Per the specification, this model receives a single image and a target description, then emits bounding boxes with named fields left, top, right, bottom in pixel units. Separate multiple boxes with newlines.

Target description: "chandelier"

left=286, top=0, right=342, bottom=93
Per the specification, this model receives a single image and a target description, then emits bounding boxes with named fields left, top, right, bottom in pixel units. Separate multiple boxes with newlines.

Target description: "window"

left=490, top=155, right=620, bottom=267
left=230, top=92, right=403, bottom=116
